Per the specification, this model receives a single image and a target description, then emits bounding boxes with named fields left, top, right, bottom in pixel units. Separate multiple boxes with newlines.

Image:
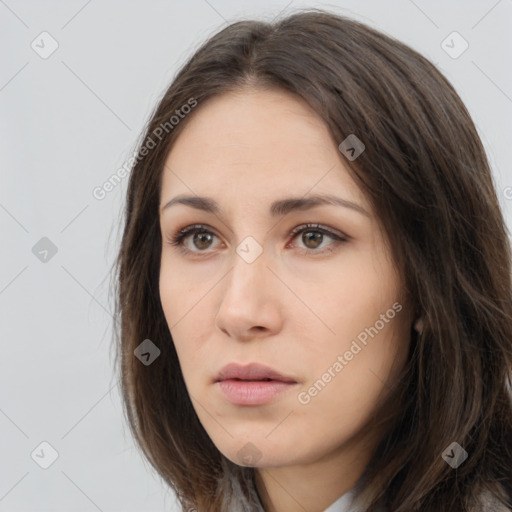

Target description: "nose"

left=215, top=247, right=283, bottom=341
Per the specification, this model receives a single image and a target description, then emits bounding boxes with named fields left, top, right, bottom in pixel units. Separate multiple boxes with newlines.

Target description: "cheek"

left=298, top=251, right=407, bottom=387
left=159, top=266, right=190, bottom=358
left=313, top=253, right=400, bottom=337
left=295, top=320, right=407, bottom=442
left=159, top=259, right=206, bottom=329
left=159, top=263, right=213, bottom=370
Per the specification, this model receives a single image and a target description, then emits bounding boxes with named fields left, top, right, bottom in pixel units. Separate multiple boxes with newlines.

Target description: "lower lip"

left=217, top=379, right=297, bottom=405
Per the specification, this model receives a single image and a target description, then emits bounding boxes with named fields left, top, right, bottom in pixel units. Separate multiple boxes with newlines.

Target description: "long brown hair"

left=111, top=9, right=512, bottom=511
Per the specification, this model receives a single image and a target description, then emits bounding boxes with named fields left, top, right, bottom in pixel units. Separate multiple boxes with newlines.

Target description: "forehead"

left=161, top=88, right=367, bottom=208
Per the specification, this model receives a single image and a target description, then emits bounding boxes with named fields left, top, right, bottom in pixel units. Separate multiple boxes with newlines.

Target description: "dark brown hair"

left=112, top=9, right=512, bottom=511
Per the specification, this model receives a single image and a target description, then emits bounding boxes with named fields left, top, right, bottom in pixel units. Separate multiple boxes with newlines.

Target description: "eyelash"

left=165, top=223, right=347, bottom=257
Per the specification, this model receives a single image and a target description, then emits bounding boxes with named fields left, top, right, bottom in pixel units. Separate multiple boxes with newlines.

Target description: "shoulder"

left=473, top=489, right=511, bottom=512
left=350, top=488, right=511, bottom=512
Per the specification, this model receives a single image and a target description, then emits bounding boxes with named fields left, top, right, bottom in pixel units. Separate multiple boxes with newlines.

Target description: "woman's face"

left=158, top=88, right=413, bottom=469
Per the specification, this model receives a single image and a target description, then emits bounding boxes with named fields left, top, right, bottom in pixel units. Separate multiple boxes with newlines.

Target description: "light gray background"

left=1, top=1, right=511, bottom=511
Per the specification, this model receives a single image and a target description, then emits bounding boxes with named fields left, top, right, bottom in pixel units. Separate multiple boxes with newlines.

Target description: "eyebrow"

left=160, top=193, right=370, bottom=217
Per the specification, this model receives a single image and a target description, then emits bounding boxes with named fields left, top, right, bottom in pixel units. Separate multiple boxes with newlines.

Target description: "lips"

left=215, top=362, right=297, bottom=383
left=215, top=363, right=298, bottom=406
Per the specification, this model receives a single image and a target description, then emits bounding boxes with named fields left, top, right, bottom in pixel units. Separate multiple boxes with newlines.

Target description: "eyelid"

left=165, top=223, right=223, bottom=256
left=166, top=222, right=348, bottom=255
left=288, top=223, right=348, bottom=242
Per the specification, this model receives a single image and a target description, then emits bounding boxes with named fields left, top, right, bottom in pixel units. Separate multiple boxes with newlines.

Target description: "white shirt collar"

left=323, top=487, right=386, bottom=512
left=323, top=487, right=358, bottom=512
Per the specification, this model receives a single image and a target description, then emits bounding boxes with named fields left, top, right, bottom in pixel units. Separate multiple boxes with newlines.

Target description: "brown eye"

left=192, top=232, right=214, bottom=250
left=289, top=223, right=347, bottom=255
left=167, top=224, right=221, bottom=255
left=168, top=222, right=347, bottom=257
left=302, top=231, right=324, bottom=249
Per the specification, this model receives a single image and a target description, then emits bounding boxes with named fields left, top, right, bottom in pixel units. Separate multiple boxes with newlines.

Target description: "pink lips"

left=215, top=363, right=298, bottom=406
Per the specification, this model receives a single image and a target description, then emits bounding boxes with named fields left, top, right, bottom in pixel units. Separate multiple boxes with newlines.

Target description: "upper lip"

left=215, top=363, right=297, bottom=383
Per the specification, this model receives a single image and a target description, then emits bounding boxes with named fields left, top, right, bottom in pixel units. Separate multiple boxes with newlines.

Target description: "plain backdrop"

left=1, top=1, right=511, bottom=511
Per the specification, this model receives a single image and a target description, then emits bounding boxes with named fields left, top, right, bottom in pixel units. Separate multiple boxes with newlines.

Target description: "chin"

left=215, top=436, right=303, bottom=469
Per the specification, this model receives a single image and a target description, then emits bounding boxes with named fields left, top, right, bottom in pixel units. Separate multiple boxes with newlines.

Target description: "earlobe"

left=413, top=317, right=424, bottom=334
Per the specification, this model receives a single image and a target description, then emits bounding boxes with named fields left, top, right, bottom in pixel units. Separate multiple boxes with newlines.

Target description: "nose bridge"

left=224, top=241, right=270, bottom=298
left=214, top=229, right=284, bottom=338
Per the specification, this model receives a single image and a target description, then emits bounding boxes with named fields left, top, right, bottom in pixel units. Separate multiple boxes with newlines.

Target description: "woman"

left=112, top=9, right=512, bottom=512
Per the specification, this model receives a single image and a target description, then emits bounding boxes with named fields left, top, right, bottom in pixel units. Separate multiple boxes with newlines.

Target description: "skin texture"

left=158, top=88, right=415, bottom=512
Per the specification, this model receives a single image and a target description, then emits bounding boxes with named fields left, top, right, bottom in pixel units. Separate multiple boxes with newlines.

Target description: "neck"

left=254, top=436, right=375, bottom=512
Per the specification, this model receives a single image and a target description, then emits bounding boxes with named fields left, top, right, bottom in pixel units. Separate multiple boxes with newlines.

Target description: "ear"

left=413, top=317, right=424, bottom=334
